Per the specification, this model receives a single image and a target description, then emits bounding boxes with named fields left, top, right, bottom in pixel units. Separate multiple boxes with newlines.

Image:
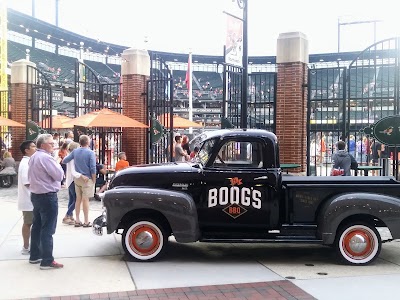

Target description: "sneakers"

left=21, top=247, right=30, bottom=255
left=29, top=258, right=42, bottom=264
left=40, top=261, right=64, bottom=270
left=94, top=194, right=101, bottom=201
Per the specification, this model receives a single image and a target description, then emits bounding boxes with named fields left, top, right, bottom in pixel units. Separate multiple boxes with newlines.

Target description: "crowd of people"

left=15, top=131, right=130, bottom=270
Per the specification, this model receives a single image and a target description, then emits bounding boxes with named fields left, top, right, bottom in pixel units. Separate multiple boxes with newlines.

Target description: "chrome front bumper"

left=92, top=211, right=107, bottom=236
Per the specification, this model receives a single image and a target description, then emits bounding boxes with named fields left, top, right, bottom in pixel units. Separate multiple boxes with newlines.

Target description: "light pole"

left=337, top=18, right=382, bottom=53
left=240, top=0, right=248, bottom=129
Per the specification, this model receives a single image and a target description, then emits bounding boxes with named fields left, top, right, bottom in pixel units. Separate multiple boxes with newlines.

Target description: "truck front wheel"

left=335, top=222, right=381, bottom=265
left=122, top=219, right=167, bottom=262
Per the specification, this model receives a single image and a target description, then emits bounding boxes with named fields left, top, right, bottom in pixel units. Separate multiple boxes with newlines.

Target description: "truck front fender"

left=103, top=187, right=200, bottom=243
left=318, top=192, right=400, bottom=244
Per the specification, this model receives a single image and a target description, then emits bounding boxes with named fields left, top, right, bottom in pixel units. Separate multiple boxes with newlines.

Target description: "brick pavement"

left=25, top=281, right=316, bottom=300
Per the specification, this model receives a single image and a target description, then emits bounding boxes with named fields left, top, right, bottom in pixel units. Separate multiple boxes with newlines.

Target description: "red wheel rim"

left=342, top=228, right=374, bottom=259
left=129, top=224, right=160, bottom=256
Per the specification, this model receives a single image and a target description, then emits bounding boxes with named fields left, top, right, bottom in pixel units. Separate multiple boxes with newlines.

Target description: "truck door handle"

left=254, top=176, right=268, bottom=180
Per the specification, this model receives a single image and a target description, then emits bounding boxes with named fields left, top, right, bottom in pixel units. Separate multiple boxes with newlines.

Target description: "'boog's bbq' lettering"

left=208, top=187, right=262, bottom=209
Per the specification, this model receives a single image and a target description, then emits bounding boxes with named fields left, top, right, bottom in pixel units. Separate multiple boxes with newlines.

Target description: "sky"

left=7, top=0, right=400, bottom=56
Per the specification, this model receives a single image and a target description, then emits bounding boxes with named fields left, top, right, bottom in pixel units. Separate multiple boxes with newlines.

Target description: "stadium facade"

left=2, top=9, right=400, bottom=176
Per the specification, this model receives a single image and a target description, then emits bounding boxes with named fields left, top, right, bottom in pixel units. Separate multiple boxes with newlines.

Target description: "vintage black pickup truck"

left=93, top=129, right=400, bottom=265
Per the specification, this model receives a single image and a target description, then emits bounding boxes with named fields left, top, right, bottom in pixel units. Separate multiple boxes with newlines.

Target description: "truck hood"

left=108, top=162, right=201, bottom=189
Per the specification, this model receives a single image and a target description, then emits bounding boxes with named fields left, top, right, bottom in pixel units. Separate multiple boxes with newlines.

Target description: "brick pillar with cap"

left=275, top=32, right=309, bottom=173
left=121, top=48, right=150, bottom=166
left=10, top=59, right=36, bottom=161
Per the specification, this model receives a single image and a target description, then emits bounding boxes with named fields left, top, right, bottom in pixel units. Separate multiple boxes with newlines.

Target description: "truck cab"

left=194, top=129, right=281, bottom=236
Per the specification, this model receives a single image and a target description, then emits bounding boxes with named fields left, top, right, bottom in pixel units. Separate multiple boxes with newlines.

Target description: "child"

left=115, top=152, right=129, bottom=171
left=190, top=146, right=199, bottom=160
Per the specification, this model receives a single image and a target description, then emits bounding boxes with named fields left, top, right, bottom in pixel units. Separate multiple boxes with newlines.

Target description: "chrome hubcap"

left=135, top=231, right=154, bottom=249
left=348, top=234, right=368, bottom=254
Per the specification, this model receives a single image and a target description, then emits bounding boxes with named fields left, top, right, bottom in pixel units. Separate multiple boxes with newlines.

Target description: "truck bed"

left=281, top=176, right=400, bottom=223
left=282, top=175, right=399, bottom=185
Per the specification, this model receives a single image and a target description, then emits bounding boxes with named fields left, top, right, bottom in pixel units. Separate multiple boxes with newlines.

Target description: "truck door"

left=198, top=138, right=277, bottom=232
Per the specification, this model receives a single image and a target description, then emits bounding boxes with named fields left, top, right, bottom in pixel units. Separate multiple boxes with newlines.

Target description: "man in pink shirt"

left=28, top=134, right=64, bottom=270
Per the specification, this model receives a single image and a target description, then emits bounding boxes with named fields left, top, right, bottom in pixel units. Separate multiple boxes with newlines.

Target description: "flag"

left=185, top=53, right=192, bottom=91
left=186, top=52, right=193, bottom=133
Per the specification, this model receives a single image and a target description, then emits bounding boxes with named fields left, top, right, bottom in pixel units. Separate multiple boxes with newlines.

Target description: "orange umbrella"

left=0, top=115, right=25, bottom=127
left=63, top=108, right=148, bottom=128
left=39, top=115, right=73, bottom=129
left=158, top=114, right=203, bottom=129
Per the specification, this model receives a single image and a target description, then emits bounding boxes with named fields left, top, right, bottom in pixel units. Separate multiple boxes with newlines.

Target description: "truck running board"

left=200, top=237, right=323, bottom=243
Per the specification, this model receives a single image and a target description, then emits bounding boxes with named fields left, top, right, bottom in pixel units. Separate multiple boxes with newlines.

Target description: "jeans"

left=30, top=192, right=58, bottom=266
left=66, top=183, right=76, bottom=217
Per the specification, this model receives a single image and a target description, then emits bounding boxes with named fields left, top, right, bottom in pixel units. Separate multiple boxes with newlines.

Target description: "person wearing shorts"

left=17, top=140, right=36, bottom=255
left=62, top=135, right=96, bottom=227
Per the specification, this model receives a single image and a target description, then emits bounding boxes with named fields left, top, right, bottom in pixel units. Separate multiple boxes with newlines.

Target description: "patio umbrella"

left=39, top=115, right=73, bottom=129
left=63, top=108, right=148, bottom=128
left=0, top=115, right=25, bottom=127
left=158, top=114, right=203, bottom=129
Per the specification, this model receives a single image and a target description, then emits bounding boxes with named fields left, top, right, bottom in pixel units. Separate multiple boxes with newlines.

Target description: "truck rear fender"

left=317, top=192, right=400, bottom=244
left=103, top=187, right=200, bottom=243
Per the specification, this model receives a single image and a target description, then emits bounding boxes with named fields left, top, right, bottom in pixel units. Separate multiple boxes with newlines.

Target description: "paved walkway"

left=2, top=185, right=400, bottom=300
left=28, top=281, right=315, bottom=300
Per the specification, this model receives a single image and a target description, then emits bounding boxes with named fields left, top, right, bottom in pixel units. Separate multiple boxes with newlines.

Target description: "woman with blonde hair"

left=0, top=151, right=16, bottom=175
left=62, top=142, right=89, bottom=225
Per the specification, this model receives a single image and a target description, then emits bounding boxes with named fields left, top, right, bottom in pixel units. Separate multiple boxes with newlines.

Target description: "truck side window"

left=213, top=140, right=264, bottom=168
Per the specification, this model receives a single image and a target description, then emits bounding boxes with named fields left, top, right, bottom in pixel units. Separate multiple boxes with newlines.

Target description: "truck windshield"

left=197, top=138, right=216, bottom=165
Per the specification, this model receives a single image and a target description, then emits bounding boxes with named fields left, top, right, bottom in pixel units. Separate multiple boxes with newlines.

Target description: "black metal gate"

left=75, top=61, right=122, bottom=168
left=248, top=72, right=276, bottom=132
left=307, top=37, right=400, bottom=177
left=222, top=66, right=276, bottom=132
left=222, top=64, right=242, bottom=128
left=0, top=89, right=11, bottom=153
left=146, top=53, right=174, bottom=163
left=307, top=66, right=347, bottom=175
left=347, top=38, right=400, bottom=178
left=27, top=65, right=53, bottom=132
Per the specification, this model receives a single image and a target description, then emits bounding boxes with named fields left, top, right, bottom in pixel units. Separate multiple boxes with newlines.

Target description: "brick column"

left=121, top=48, right=150, bottom=166
left=10, top=59, right=36, bottom=161
left=276, top=32, right=309, bottom=173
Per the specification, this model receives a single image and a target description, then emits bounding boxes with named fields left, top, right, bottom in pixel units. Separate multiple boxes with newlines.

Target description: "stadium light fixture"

left=33, top=29, right=38, bottom=32
left=67, top=42, right=70, bottom=46
left=47, top=34, right=51, bottom=39
left=19, top=24, right=24, bottom=28
left=25, top=28, right=29, bottom=33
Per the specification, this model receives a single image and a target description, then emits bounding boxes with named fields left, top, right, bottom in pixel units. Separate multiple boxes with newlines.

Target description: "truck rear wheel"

left=335, top=222, right=381, bottom=265
left=122, top=219, right=167, bottom=262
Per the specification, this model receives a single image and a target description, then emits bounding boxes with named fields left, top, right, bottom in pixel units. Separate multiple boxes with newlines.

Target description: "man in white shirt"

left=17, top=140, right=37, bottom=255
left=174, top=135, right=189, bottom=162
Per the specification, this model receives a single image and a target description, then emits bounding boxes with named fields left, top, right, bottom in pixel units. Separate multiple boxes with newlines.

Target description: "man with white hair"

left=28, top=134, right=64, bottom=270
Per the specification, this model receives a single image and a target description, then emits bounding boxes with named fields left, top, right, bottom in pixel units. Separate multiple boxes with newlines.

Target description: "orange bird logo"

left=230, top=177, right=243, bottom=186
